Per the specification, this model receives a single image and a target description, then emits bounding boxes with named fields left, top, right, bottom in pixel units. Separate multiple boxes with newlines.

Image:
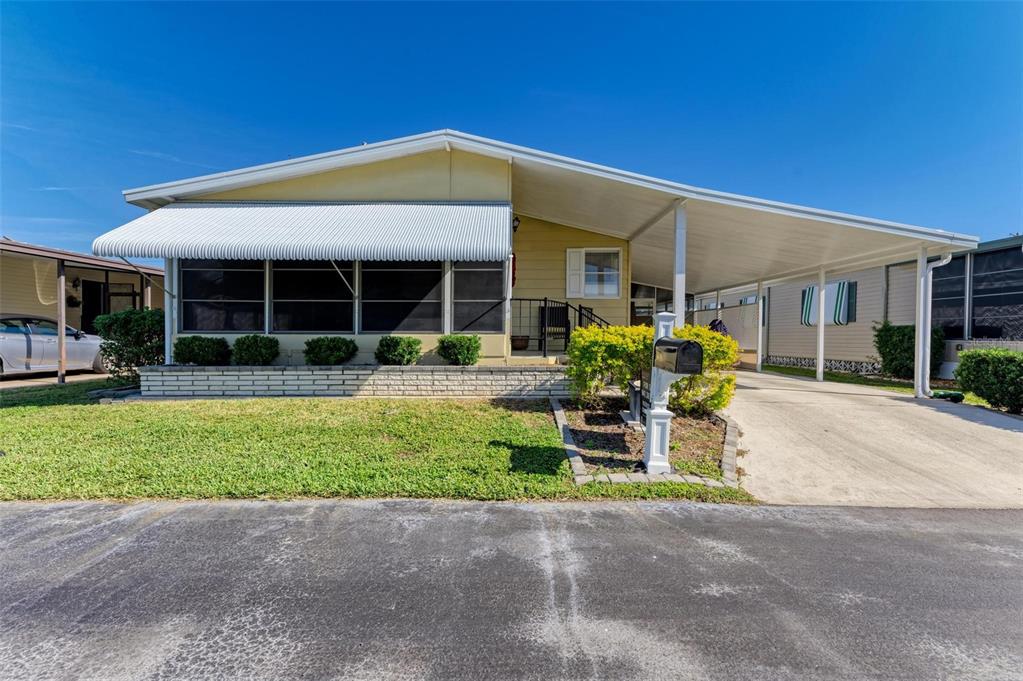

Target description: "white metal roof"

left=113, top=129, right=980, bottom=292
left=92, top=201, right=512, bottom=261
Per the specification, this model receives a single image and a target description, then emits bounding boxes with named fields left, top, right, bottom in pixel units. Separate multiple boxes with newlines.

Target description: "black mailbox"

left=653, top=338, right=703, bottom=376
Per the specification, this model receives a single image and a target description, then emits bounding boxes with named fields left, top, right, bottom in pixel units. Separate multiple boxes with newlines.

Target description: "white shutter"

left=566, top=249, right=584, bottom=298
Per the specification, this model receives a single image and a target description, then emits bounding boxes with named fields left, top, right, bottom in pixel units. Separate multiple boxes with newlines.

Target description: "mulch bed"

left=561, top=397, right=725, bottom=478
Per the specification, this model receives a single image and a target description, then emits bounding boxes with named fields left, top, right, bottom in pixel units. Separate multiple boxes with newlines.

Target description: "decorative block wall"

left=138, top=365, right=571, bottom=399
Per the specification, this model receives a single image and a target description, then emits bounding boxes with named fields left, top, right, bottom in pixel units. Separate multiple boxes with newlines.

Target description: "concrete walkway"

left=0, top=371, right=106, bottom=390
left=727, top=371, right=1023, bottom=508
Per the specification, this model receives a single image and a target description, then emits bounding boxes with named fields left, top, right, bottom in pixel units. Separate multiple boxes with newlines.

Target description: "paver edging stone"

left=550, top=398, right=740, bottom=489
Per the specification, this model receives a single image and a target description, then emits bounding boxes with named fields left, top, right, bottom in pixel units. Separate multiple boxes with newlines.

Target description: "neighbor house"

left=1, top=237, right=164, bottom=332
left=92, top=130, right=978, bottom=397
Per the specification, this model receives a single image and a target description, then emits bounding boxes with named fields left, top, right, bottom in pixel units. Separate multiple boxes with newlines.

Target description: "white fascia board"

left=444, top=131, right=979, bottom=248
left=122, top=128, right=980, bottom=249
left=122, top=131, right=452, bottom=205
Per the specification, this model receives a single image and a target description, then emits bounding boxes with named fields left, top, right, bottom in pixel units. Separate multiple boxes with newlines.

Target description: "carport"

left=461, top=130, right=979, bottom=394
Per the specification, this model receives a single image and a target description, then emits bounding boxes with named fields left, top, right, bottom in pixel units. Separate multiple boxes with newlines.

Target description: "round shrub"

left=173, top=335, right=231, bottom=366
left=304, top=336, right=359, bottom=365
left=93, top=307, right=164, bottom=382
left=232, top=334, right=279, bottom=366
left=955, top=348, right=1023, bottom=414
left=437, top=334, right=482, bottom=365
left=873, top=321, right=944, bottom=379
left=375, top=336, right=422, bottom=365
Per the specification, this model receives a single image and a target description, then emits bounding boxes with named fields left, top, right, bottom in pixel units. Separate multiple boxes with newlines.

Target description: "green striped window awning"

left=800, top=280, right=857, bottom=326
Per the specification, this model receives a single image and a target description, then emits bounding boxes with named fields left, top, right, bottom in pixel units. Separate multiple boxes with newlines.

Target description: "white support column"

left=672, top=201, right=687, bottom=328
left=164, top=258, right=174, bottom=364
left=503, top=254, right=514, bottom=360
left=816, top=267, right=826, bottom=381
left=914, top=246, right=927, bottom=398
left=264, top=260, right=271, bottom=334
left=143, top=277, right=152, bottom=308
left=57, top=259, right=66, bottom=384
left=353, top=261, right=361, bottom=333
left=755, top=281, right=764, bottom=372
left=442, top=261, right=453, bottom=334
left=715, top=291, right=722, bottom=320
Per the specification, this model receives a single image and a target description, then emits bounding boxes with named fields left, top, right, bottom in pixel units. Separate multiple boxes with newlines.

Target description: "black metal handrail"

left=510, top=298, right=610, bottom=356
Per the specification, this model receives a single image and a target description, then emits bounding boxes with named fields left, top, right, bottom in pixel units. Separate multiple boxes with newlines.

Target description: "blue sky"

left=2, top=1, right=1020, bottom=259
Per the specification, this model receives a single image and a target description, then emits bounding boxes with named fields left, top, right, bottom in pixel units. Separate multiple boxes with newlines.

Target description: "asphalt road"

left=1, top=500, right=1020, bottom=681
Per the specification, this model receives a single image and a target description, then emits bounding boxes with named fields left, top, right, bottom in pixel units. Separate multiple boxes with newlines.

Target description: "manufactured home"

left=92, top=130, right=979, bottom=397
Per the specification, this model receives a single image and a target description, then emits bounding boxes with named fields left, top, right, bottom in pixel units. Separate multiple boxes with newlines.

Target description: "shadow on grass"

left=490, top=440, right=566, bottom=475
left=0, top=380, right=110, bottom=408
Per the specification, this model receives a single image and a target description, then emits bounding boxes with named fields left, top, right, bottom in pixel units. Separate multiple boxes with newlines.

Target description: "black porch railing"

left=510, top=298, right=610, bottom=356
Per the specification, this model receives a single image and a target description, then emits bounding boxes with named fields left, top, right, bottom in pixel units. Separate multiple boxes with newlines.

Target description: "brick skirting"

left=138, top=365, right=571, bottom=399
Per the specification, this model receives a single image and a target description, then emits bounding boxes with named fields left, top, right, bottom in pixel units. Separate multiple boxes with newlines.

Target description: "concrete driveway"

left=1, top=500, right=1021, bottom=680
left=728, top=371, right=1023, bottom=508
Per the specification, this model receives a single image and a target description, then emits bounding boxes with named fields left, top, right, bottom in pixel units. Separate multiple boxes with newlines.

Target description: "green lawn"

left=0, top=382, right=753, bottom=503
left=761, top=364, right=990, bottom=407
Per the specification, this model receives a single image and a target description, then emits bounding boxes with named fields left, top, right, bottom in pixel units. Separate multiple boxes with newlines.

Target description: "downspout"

left=922, top=253, right=953, bottom=396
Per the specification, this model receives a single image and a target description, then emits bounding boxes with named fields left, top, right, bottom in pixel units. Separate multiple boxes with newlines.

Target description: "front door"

left=81, top=280, right=105, bottom=333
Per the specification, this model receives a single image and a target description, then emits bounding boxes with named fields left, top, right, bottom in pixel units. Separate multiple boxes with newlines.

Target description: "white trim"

left=122, top=129, right=978, bottom=249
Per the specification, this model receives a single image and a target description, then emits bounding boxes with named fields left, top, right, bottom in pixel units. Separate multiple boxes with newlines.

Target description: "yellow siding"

left=197, top=150, right=511, bottom=202
left=766, top=266, right=885, bottom=362
left=1, top=252, right=163, bottom=330
left=511, top=216, right=630, bottom=326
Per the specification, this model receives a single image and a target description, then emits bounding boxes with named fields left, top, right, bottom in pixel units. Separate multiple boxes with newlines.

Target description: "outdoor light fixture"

left=71, top=277, right=81, bottom=290
left=512, top=216, right=520, bottom=232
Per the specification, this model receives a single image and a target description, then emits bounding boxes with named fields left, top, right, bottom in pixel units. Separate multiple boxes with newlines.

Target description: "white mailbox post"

left=644, top=311, right=704, bottom=475
left=644, top=313, right=678, bottom=474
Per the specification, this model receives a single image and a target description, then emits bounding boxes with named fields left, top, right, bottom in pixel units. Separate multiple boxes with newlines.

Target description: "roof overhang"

left=1, top=237, right=163, bottom=276
left=92, top=201, right=512, bottom=262
left=118, top=129, right=979, bottom=292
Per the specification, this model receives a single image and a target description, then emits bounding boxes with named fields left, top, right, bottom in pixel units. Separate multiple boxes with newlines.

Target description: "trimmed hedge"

left=375, top=336, right=422, bottom=365
left=303, top=337, right=359, bottom=365
left=873, top=321, right=944, bottom=379
left=93, top=308, right=164, bottom=382
left=955, top=349, right=1023, bottom=414
left=173, top=336, right=231, bottom=366
left=232, top=335, right=279, bottom=366
left=565, top=323, right=739, bottom=415
left=437, top=334, right=482, bottom=366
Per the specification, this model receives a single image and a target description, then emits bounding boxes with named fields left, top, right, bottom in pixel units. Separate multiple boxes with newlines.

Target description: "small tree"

left=93, top=308, right=165, bottom=383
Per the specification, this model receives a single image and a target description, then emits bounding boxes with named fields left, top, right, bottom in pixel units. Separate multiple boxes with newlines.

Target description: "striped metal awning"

left=92, top=201, right=512, bottom=261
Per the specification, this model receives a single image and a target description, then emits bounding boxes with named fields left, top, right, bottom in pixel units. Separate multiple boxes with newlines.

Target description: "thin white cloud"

left=30, top=186, right=98, bottom=192
left=128, top=149, right=218, bottom=170
left=1, top=122, right=37, bottom=131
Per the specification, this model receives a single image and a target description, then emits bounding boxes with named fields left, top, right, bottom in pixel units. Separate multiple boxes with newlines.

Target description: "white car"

left=0, top=315, right=104, bottom=376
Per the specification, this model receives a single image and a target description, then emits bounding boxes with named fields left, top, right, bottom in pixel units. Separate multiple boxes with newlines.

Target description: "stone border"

left=138, top=364, right=570, bottom=399
left=549, top=398, right=730, bottom=489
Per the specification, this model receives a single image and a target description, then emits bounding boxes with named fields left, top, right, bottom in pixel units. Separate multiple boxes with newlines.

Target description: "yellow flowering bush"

left=565, top=323, right=739, bottom=414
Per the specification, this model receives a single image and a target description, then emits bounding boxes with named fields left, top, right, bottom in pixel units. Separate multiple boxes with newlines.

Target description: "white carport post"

left=815, top=267, right=826, bottom=381
left=672, top=201, right=687, bottom=329
left=755, top=281, right=764, bottom=372
left=56, top=259, right=66, bottom=384
left=164, top=258, right=174, bottom=365
left=913, top=246, right=928, bottom=398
